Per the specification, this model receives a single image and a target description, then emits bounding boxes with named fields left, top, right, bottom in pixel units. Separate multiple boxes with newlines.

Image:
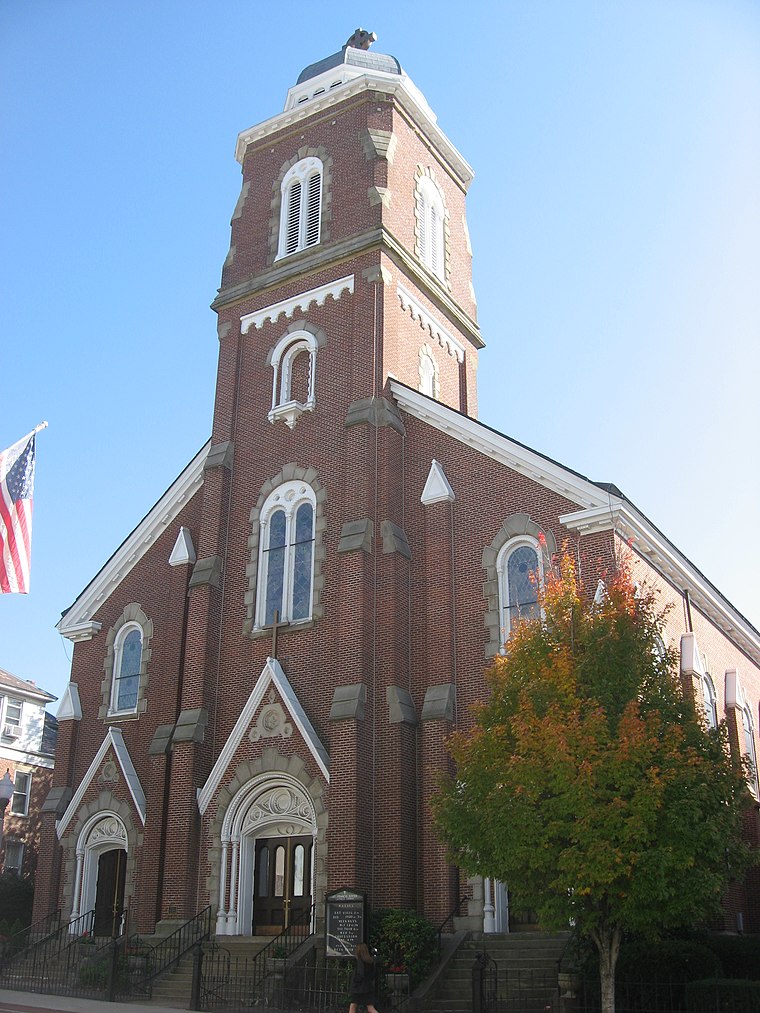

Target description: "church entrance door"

left=252, top=836, right=312, bottom=935
left=93, top=848, right=126, bottom=937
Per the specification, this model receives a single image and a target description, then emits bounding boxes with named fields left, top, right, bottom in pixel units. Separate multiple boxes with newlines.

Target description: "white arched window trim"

left=269, top=331, right=317, bottom=429
left=418, top=344, right=439, bottom=398
left=276, top=157, right=323, bottom=260
left=416, top=175, right=446, bottom=281
left=742, top=704, right=759, bottom=798
left=109, top=622, right=142, bottom=716
left=255, top=481, right=317, bottom=629
left=496, top=536, right=544, bottom=647
left=702, top=672, right=718, bottom=731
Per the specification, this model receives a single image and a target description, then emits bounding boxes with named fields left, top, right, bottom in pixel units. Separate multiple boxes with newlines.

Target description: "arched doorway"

left=73, top=813, right=128, bottom=936
left=94, top=848, right=127, bottom=936
left=216, top=775, right=317, bottom=936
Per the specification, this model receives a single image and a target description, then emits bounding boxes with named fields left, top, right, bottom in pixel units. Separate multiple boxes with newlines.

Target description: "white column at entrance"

left=483, top=877, right=496, bottom=933
left=226, top=838, right=239, bottom=933
left=71, top=850, right=84, bottom=923
left=216, top=841, right=229, bottom=936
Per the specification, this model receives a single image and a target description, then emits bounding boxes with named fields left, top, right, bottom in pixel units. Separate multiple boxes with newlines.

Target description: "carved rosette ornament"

left=250, top=690, right=293, bottom=742
left=98, top=760, right=119, bottom=785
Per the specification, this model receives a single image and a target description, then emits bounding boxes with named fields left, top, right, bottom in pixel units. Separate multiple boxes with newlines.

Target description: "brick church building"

left=35, top=32, right=760, bottom=939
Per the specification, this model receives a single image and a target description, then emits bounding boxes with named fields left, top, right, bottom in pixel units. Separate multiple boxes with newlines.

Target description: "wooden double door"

left=252, top=835, right=312, bottom=935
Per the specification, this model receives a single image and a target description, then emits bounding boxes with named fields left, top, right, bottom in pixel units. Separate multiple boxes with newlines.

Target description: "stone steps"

left=422, top=932, right=569, bottom=1013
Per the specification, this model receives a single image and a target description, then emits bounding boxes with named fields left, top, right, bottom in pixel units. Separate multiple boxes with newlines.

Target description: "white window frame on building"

left=255, top=481, right=317, bottom=629
left=276, top=157, right=323, bottom=259
left=11, top=770, right=31, bottom=816
left=497, top=536, right=543, bottom=645
left=2, top=697, right=23, bottom=739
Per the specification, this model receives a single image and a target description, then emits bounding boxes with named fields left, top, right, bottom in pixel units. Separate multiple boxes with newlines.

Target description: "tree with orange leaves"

left=434, top=553, right=752, bottom=1013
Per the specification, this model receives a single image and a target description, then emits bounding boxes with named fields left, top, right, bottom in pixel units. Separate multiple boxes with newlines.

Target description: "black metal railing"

left=200, top=905, right=314, bottom=1010
left=0, top=908, right=61, bottom=970
left=200, top=946, right=355, bottom=1013
left=0, top=909, right=102, bottom=996
left=119, top=904, right=212, bottom=999
left=436, top=895, right=466, bottom=954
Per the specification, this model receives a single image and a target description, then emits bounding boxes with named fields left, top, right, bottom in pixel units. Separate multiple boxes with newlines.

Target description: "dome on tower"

left=283, top=29, right=421, bottom=114
left=296, top=30, right=402, bottom=85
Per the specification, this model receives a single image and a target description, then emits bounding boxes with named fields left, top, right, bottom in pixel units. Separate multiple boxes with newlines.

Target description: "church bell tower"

left=162, top=31, right=482, bottom=924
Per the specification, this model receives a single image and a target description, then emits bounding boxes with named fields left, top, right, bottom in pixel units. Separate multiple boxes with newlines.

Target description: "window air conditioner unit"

left=3, top=724, right=20, bottom=738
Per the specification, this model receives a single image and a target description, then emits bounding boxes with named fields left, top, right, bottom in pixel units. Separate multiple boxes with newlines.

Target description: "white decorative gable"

left=57, top=728, right=146, bottom=837
left=197, top=657, right=330, bottom=815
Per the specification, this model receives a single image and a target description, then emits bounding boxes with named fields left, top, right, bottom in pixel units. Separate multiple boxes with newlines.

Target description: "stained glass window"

left=498, top=540, right=542, bottom=644
left=258, top=484, right=316, bottom=628
left=265, top=510, right=287, bottom=625
left=114, top=627, right=141, bottom=711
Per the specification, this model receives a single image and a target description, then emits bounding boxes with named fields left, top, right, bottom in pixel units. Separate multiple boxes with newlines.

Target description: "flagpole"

left=33, top=422, right=49, bottom=435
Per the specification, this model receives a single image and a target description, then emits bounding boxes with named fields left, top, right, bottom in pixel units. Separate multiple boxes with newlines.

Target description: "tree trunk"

left=592, top=925, right=621, bottom=1013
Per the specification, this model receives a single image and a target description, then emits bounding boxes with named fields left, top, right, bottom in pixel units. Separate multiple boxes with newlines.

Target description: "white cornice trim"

left=390, top=380, right=608, bottom=511
left=240, top=275, right=354, bottom=333
left=397, top=285, right=466, bottom=363
left=57, top=441, right=210, bottom=635
left=60, top=622, right=102, bottom=644
left=57, top=728, right=146, bottom=838
left=197, top=657, right=330, bottom=815
left=560, top=502, right=760, bottom=666
left=0, top=746, right=54, bottom=769
left=235, top=73, right=474, bottom=190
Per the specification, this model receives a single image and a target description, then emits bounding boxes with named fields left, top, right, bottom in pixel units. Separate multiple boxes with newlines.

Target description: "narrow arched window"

left=418, top=346, right=438, bottom=397
left=416, top=175, right=446, bottom=281
left=702, top=673, right=718, bottom=730
left=277, top=158, right=323, bottom=259
left=111, top=625, right=142, bottom=713
left=268, top=330, right=318, bottom=429
left=497, top=539, right=542, bottom=644
left=742, top=705, right=759, bottom=797
left=257, top=482, right=316, bottom=628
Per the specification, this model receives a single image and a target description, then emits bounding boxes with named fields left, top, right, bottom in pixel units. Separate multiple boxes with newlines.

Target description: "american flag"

left=0, top=431, right=38, bottom=594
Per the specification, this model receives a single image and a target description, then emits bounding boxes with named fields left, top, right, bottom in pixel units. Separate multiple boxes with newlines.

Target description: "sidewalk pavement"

left=0, top=989, right=186, bottom=1013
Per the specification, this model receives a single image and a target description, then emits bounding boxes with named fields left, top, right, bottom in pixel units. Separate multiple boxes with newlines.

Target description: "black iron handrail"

left=0, top=908, right=61, bottom=969
left=437, top=895, right=467, bottom=953
left=132, top=904, right=212, bottom=990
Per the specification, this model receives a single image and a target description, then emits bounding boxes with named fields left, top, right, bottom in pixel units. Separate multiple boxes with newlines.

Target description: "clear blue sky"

left=1, top=1, right=758, bottom=707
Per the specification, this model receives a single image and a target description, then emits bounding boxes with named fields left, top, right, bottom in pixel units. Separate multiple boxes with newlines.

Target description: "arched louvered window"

left=416, top=175, right=445, bottom=281
left=278, top=158, right=323, bottom=259
left=257, top=481, right=316, bottom=628
left=110, top=624, right=142, bottom=714
left=497, top=538, right=543, bottom=645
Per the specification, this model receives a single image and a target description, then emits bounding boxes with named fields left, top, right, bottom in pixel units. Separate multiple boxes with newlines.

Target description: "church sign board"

left=325, top=888, right=366, bottom=957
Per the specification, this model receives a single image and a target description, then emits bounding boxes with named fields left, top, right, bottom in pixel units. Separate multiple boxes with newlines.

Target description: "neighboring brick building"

left=0, top=667, right=58, bottom=878
left=34, top=34, right=760, bottom=939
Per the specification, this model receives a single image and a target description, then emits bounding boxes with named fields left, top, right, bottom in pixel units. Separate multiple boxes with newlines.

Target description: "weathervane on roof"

left=344, top=28, right=376, bottom=51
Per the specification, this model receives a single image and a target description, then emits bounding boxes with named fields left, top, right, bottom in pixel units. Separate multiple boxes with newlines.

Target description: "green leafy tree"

left=434, top=553, right=753, bottom=1013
